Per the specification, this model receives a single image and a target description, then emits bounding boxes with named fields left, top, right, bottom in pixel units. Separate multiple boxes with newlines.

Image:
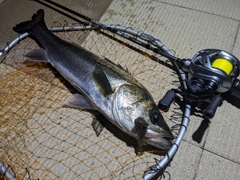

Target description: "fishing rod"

left=33, top=0, right=179, bottom=62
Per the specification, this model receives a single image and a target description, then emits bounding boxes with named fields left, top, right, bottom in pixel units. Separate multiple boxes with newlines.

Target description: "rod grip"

left=203, top=94, right=223, bottom=118
left=158, top=90, right=176, bottom=111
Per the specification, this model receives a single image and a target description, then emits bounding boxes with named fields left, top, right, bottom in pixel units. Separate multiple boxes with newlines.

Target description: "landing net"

left=0, top=23, right=185, bottom=179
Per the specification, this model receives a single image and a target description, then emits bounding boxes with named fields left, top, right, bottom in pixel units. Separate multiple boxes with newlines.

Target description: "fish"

left=13, top=9, right=174, bottom=150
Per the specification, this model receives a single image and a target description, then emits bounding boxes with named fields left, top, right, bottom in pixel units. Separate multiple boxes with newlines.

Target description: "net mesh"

left=0, top=23, right=182, bottom=180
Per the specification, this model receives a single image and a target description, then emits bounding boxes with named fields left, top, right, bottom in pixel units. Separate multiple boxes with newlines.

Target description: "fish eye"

left=150, top=113, right=160, bottom=125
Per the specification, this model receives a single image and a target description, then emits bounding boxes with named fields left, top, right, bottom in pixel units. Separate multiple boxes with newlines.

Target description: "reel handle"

left=158, top=90, right=176, bottom=111
left=203, top=94, right=223, bottom=118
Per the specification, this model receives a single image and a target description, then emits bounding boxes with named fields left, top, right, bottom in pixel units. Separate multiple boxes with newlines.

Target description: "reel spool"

left=212, top=58, right=233, bottom=75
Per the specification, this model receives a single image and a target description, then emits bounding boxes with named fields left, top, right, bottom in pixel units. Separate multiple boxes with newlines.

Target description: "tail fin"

left=13, top=9, right=46, bottom=34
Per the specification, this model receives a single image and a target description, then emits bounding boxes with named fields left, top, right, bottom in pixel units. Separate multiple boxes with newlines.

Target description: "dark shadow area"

left=168, top=93, right=210, bottom=144
left=190, top=90, right=240, bottom=144
left=222, top=90, right=240, bottom=109
left=192, top=117, right=210, bottom=143
left=90, top=111, right=167, bottom=156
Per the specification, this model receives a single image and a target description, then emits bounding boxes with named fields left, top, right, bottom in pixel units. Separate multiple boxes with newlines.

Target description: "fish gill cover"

left=0, top=21, right=182, bottom=179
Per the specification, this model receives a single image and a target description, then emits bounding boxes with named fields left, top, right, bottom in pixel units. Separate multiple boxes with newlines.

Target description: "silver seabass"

left=13, top=9, right=174, bottom=150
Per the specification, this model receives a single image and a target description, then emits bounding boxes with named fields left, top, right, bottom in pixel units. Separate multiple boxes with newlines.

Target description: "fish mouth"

left=147, top=137, right=173, bottom=150
left=145, top=125, right=174, bottom=140
left=145, top=128, right=174, bottom=150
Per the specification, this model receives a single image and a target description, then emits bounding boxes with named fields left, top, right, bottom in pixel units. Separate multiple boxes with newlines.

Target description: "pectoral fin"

left=25, top=48, right=48, bottom=62
left=92, top=65, right=113, bottom=97
left=64, top=93, right=95, bottom=110
left=134, top=117, right=149, bottom=137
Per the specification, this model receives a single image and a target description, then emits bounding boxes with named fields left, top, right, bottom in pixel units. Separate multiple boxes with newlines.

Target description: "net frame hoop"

left=0, top=24, right=191, bottom=180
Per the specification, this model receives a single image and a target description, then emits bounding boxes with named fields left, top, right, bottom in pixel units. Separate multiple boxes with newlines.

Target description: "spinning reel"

left=159, top=49, right=240, bottom=118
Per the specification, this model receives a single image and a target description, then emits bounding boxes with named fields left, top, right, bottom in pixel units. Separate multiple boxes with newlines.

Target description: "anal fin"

left=25, top=48, right=48, bottom=62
